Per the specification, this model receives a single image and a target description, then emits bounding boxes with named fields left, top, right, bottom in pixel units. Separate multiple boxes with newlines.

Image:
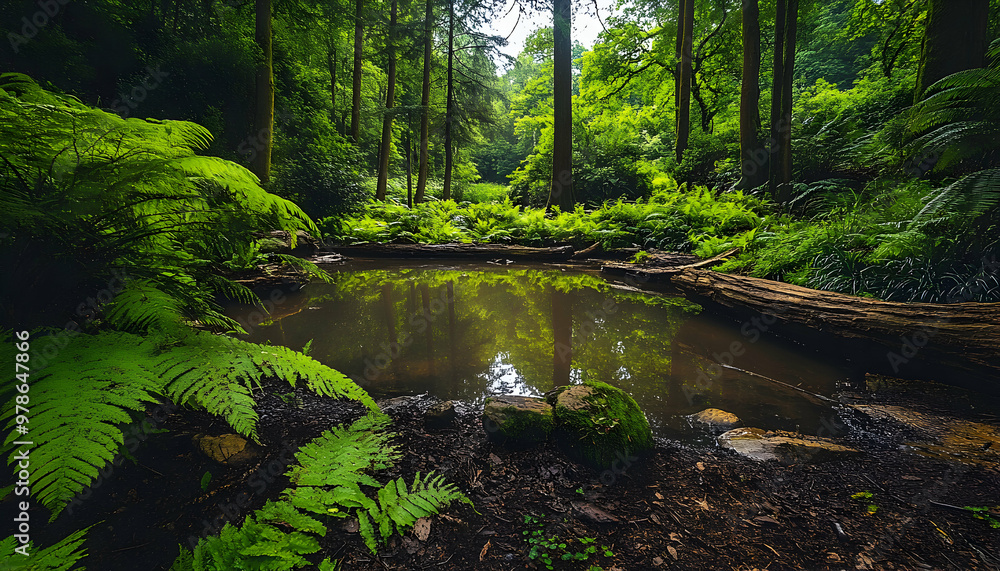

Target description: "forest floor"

left=54, top=376, right=1000, bottom=571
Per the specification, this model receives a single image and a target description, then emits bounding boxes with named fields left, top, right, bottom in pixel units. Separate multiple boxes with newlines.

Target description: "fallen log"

left=322, top=242, right=575, bottom=260
left=669, top=269, right=1000, bottom=381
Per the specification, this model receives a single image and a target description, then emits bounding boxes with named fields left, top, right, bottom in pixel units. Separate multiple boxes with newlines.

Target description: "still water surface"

left=236, top=261, right=855, bottom=442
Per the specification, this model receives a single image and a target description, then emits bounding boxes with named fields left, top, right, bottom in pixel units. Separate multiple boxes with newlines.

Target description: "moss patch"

left=547, top=381, right=654, bottom=469
left=482, top=395, right=554, bottom=446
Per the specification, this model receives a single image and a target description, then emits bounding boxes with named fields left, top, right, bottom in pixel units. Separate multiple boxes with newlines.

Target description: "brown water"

left=233, top=261, right=856, bottom=442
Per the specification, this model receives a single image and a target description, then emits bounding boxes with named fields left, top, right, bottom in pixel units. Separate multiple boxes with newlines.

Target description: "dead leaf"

left=414, top=517, right=431, bottom=541
left=655, top=492, right=664, bottom=500
left=696, top=462, right=705, bottom=471
left=669, top=532, right=682, bottom=542
left=694, top=497, right=710, bottom=511
left=667, top=545, right=678, bottom=560
left=479, top=540, right=491, bottom=561
left=754, top=515, right=780, bottom=526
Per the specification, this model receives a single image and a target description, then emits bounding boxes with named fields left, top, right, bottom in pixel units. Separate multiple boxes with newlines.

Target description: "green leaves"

left=0, top=528, right=89, bottom=571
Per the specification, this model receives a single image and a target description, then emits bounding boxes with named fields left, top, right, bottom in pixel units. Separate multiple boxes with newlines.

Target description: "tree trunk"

left=251, top=0, right=273, bottom=184
left=416, top=0, right=434, bottom=203
left=736, top=0, right=766, bottom=190
left=674, top=0, right=686, bottom=139
left=350, top=0, right=364, bottom=143
left=767, top=0, right=786, bottom=200
left=328, top=45, right=337, bottom=122
left=376, top=0, right=398, bottom=201
left=675, top=0, right=695, bottom=164
left=443, top=0, right=455, bottom=201
left=775, top=0, right=798, bottom=203
left=915, top=0, right=990, bottom=101
left=547, top=0, right=574, bottom=212
left=405, top=120, right=413, bottom=208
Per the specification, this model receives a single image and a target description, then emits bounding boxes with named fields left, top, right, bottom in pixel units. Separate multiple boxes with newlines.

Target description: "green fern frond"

left=0, top=528, right=89, bottom=570
left=285, top=413, right=397, bottom=488
left=268, top=254, right=333, bottom=284
left=912, top=169, right=1000, bottom=225
left=367, top=472, right=473, bottom=543
left=187, top=514, right=320, bottom=571
left=104, top=279, right=189, bottom=335
left=1, top=332, right=161, bottom=518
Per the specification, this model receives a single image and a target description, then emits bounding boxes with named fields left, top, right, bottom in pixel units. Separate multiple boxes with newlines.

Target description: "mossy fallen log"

left=670, top=268, right=1000, bottom=379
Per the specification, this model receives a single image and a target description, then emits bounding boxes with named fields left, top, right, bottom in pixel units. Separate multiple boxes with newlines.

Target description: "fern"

left=173, top=414, right=472, bottom=569
left=1, top=331, right=161, bottom=518
left=0, top=325, right=375, bottom=519
left=0, top=528, right=89, bottom=570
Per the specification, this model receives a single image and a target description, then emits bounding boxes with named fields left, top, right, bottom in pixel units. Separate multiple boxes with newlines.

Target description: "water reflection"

left=233, top=263, right=854, bottom=441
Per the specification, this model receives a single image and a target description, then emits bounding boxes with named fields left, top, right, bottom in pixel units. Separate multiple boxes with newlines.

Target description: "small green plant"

left=200, top=471, right=213, bottom=492
left=963, top=506, right=1000, bottom=528
left=522, top=515, right=613, bottom=569
left=851, top=491, right=878, bottom=515
left=629, top=250, right=652, bottom=264
left=575, top=487, right=584, bottom=495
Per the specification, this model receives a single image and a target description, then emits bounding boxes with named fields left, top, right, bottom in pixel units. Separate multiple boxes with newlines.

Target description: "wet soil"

left=23, top=376, right=998, bottom=571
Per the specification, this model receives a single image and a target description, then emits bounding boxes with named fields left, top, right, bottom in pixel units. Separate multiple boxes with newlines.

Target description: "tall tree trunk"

left=776, top=0, right=798, bottom=202
left=350, top=0, right=364, bottom=143
left=376, top=0, right=398, bottom=201
left=405, top=119, right=413, bottom=208
left=251, top=0, right=273, bottom=183
left=443, top=0, right=455, bottom=201
left=328, top=46, right=337, bottom=122
left=547, top=0, right=574, bottom=211
left=674, top=0, right=686, bottom=137
left=915, top=0, right=990, bottom=101
left=675, top=0, right=695, bottom=164
left=736, top=0, right=766, bottom=190
left=416, top=0, right=433, bottom=203
left=767, top=0, right=787, bottom=200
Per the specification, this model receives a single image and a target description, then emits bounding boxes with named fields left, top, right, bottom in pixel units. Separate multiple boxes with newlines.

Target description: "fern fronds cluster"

left=0, top=528, right=89, bottom=570
left=0, top=320, right=377, bottom=520
left=172, top=414, right=472, bottom=570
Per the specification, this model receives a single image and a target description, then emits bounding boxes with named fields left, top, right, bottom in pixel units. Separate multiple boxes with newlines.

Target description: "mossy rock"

left=547, top=381, right=654, bottom=469
left=482, top=395, right=554, bottom=446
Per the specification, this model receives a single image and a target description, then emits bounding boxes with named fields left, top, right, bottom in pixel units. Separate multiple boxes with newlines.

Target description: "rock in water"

left=688, top=408, right=741, bottom=431
left=482, top=395, right=554, bottom=446
left=547, top=381, right=654, bottom=469
left=718, top=427, right=861, bottom=464
left=424, top=400, right=458, bottom=429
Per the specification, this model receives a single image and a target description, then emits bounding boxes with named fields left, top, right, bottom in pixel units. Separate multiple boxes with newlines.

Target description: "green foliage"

left=173, top=414, right=471, bottom=569
left=324, top=186, right=765, bottom=252
left=1, top=282, right=375, bottom=520
left=963, top=506, right=1000, bottom=529
left=522, top=515, right=613, bottom=570
left=851, top=491, right=878, bottom=515
left=0, top=74, right=317, bottom=330
left=0, top=528, right=89, bottom=571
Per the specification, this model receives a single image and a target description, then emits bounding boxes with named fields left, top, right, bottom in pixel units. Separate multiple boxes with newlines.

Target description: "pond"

left=233, top=261, right=857, bottom=443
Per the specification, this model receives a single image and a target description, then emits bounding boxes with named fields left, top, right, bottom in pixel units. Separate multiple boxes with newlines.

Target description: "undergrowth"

left=170, top=413, right=472, bottom=570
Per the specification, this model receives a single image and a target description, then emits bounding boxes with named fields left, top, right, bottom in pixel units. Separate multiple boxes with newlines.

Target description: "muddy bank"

left=34, top=373, right=997, bottom=571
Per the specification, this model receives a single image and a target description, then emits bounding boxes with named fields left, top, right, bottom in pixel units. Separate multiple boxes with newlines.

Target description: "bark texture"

left=548, top=0, right=574, bottom=211
left=915, top=0, right=990, bottom=101
left=736, top=0, right=765, bottom=190
left=251, top=0, right=273, bottom=183
left=375, top=0, right=398, bottom=201
left=416, top=0, right=433, bottom=203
